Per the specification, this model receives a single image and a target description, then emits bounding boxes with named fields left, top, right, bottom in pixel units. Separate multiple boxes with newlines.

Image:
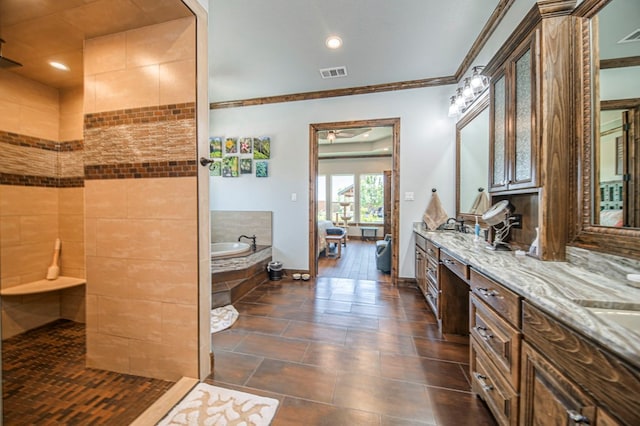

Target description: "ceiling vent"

left=319, top=66, right=348, bottom=79
left=618, top=28, right=640, bottom=43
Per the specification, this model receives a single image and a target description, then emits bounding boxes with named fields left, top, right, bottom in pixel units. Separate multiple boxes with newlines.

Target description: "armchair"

left=376, top=235, right=391, bottom=273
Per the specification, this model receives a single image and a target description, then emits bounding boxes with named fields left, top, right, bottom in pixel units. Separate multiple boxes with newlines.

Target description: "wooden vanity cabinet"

left=425, top=240, right=441, bottom=323
left=471, top=338, right=519, bottom=426
left=469, top=268, right=522, bottom=426
left=520, top=341, right=597, bottom=426
left=415, top=234, right=428, bottom=297
left=522, top=302, right=638, bottom=425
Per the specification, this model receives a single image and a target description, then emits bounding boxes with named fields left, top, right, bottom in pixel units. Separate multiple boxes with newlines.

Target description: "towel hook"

left=478, top=187, right=485, bottom=192
left=431, top=188, right=437, bottom=193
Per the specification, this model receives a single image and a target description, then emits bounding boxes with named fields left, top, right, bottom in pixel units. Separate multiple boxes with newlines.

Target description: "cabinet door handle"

left=477, top=287, right=497, bottom=298
left=566, top=410, right=590, bottom=424
left=473, top=372, right=493, bottom=391
left=427, top=248, right=435, bottom=255
left=443, top=259, right=455, bottom=266
left=475, top=326, right=494, bottom=340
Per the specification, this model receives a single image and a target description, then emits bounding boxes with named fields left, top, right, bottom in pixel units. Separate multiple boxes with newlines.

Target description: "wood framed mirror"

left=571, top=0, right=640, bottom=259
left=456, top=94, right=490, bottom=224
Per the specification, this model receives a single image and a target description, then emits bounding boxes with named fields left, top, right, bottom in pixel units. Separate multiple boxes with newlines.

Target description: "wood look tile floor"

left=209, top=278, right=497, bottom=425
left=318, top=239, right=392, bottom=283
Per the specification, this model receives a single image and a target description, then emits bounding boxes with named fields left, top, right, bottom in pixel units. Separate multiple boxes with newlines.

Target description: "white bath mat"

left=210, top=305, right=239, bottom=334
left=157, top=383, right=279, bottom=426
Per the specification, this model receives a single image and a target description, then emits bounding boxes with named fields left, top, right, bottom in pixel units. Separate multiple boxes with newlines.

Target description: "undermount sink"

left=585, top=307, right=640, bottom=333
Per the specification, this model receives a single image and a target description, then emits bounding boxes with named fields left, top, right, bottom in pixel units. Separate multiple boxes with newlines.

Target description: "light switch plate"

left=405, top=192, right=414, bottom=201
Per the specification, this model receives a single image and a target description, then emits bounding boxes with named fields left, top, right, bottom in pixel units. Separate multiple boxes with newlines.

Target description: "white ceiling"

left=208, top=0, right=500, bottom=102
left=1, top=0, right=637, bottom=105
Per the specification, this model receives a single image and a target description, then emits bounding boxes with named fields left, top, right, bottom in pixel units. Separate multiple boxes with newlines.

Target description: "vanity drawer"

left=471, top=338, right=519, bottom=426
left=426, top=240, right=440, bottom=261
left=440, top=251, right=469, bottom=282
left=427, top=256, right=439, bottom=285
left=469, top=268, right=521, bottom=328
left=470, top=294, right=521, bottom=390
left=416, top=233, right=427, bottom=252
left=426, top=281, right=440, bottom=319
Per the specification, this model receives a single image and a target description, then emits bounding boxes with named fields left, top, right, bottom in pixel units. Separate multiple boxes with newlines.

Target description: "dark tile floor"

left=208, top=277, right=497, bottom=425
left=2, top=319, right=175, bottom=425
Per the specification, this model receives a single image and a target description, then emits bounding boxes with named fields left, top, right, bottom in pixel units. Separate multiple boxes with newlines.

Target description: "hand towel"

left=469, top=190, right=491, bottom=216
left=423, top=192, right=449, bottom=230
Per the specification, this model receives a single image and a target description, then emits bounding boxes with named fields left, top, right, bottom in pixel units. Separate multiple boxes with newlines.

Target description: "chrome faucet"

left=238, top=234, right=257, bottom=251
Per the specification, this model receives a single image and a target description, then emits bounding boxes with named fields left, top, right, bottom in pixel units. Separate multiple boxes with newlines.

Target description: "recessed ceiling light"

left=49, top=61, right=69, bottom=71
left=326, top=36, right=342, bottom=49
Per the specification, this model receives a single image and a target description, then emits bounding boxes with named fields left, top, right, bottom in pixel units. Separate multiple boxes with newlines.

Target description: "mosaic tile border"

left=84, top=160, right=197, bottom=180
left=0, top=131, right=58, bottom=151
left=0, top=132, right=82, bottom=152
left=0, top=173, right=84, bottom=188
left=84, top=103, right=195, bottom=130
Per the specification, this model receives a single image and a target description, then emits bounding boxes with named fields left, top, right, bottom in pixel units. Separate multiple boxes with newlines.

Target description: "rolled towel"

left=423, top=192, right=449, bottom=230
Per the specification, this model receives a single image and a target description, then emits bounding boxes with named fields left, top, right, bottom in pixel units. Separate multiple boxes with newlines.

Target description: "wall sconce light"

left=448, top=65, right=489, bottom=118
left=327, top=130, right=336, bottom=143
left=470, top=66, right=487, bottom=91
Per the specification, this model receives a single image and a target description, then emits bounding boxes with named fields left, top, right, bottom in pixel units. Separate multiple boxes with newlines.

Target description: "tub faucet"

left=238, top=234, right=257, bottom=251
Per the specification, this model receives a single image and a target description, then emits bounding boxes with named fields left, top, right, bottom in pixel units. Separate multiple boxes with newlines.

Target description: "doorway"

left=308, top=118, right=400, bottom=282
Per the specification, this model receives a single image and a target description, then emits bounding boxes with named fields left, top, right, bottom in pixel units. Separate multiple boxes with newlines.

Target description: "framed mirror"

left=572, top=0, right=640, bottom=258
left=456, top=94, right=490, bottom=223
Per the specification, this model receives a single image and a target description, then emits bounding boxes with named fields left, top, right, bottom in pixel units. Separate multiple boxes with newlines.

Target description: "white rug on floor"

left=210, top=305, right=239, bottom=334
left=157, top=383, right=279, bottom=426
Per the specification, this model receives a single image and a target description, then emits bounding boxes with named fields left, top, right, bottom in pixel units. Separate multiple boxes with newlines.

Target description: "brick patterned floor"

left=2, top=319, right=175, bottom=425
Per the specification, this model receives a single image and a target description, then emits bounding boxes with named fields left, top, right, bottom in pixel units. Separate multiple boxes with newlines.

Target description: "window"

left=317, top=175, right=327, bottom=221
left=359, top=174, right=384, bottom=223
left=331, top=175, right=354, bottom=223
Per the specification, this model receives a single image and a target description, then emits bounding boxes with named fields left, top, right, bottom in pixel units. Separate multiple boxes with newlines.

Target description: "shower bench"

left=0, top=276, right=86, bottom=296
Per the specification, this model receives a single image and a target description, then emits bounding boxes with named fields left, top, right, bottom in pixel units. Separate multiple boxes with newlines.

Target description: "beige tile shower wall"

left=59, top=87, right=84, bottom=141
left=85, top=178, right=198, bottom=379
left=0, top=70, right=59, bottom=141
left=211, top=211, right=273, bottom=245
left=58, top=188, right=85, bottom=279
left=0, top=185, right=60, bottom=287
left=84, top=17, right=196, bottom=114
left=0, top=185, right=62, bottom=338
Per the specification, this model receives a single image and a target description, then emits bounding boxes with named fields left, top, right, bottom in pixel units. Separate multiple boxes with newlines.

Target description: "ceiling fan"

left=318, top=128, right=372, bottom=142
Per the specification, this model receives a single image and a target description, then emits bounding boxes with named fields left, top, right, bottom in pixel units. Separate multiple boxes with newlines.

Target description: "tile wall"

left=0, top=70, right=85, bottom=338
left=83, top=17, right=200, bottom=380
left=211, top=211, right=273, bottom=246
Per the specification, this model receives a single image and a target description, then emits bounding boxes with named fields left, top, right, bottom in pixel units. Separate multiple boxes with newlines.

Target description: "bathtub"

left=211, top=242, right=251, bottom=258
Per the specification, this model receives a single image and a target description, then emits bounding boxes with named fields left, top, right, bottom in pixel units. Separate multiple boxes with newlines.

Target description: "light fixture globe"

left=470, top=66, right=486, bottom=91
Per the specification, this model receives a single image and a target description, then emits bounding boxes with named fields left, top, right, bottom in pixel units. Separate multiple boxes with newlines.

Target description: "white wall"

left=210, top=85, right=456, bottom=278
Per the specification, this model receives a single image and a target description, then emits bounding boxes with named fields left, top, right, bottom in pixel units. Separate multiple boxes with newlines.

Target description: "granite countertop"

left=413, top=223, right=640, bottom=368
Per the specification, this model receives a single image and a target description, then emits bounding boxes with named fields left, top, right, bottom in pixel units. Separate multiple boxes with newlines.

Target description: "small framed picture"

left=240, top=158, right=252, bottom=174
left=209, top=137, right=223, bottom=158
left=225, top=137, right=238, bottom=155
left=253, top=137, right=270, bottom=159
left=255, top=160, right=268, bottom=177
left=209, top=160, right=221, bottom=176
left=240, top=137, right=253, bottom=154
left=222, top=156, right=239, bottom=177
